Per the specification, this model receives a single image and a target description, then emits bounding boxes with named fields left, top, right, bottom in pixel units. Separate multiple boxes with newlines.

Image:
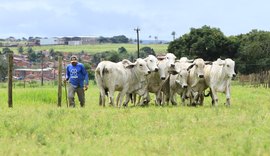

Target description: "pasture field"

left=8, top=43, right=168, bottom=54
left=0, top=83, right=270, bottom=155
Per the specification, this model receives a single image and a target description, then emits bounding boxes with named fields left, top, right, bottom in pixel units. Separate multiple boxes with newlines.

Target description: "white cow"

left=169, top=60, right=191, bottom=105
left=124, top=55, right=159, bottom=105
left=138, top=53, right=177, bottom=105
left=187, top=58, right=209, bottom=106
left=144, top=55, right=159, bottom=72
left=95, top=58, right=150, bottom=107
left=204, top=58, right=236, bottom=106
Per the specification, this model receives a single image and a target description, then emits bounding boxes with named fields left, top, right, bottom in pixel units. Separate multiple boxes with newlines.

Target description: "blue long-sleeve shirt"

left=66, top=63, right=89, bottom=88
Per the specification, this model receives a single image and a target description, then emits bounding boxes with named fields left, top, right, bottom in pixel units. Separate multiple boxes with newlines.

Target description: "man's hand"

left=84, top=85, right=88, bottom=91
left=63, top=79, right=68, bottom=84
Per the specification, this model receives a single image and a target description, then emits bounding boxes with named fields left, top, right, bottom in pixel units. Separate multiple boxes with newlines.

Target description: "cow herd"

left=95, top=53, right=236, bottom=108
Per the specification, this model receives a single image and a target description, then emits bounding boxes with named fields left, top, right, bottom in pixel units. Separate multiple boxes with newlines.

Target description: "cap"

left=70, top=55, right=78, bottom=63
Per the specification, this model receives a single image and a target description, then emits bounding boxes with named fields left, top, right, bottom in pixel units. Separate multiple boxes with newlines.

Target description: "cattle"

left=165, top=53, right=177, bottom=68
left=204, top=58, right=236, bottom=106
left=169, top=60, right=191, bottom=105
left=186, top=58, right=210, bottom=106
left=95, top=58, right=150, bottom=107
left=135, top=53, right=177, bottom=106
left=123, top=55, right=159, bottom=106
left=144, top=55, right=159, bottom=72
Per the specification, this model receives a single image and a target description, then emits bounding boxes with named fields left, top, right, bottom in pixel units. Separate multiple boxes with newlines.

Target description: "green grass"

left=7, top=43, right=168, bottom=54
left=0, top=84, right=270, bottom=155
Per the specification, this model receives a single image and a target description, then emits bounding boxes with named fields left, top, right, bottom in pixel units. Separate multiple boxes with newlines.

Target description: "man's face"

left=71, top=62, right=77, bottom=66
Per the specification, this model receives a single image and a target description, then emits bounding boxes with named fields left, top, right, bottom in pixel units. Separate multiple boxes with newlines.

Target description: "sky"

left=0, top=0, right=270, bottom=41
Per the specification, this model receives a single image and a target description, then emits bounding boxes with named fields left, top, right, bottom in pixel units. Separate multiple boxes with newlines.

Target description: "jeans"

left=68, top=84, right=85, bottom=107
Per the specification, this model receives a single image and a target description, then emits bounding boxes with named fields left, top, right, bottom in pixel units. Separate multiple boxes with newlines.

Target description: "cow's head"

left=187, top=58, right=206, bottom=79
left=179, top=57, right=194, bottom=63
left=175, top=69, right=189, bottom=88
left=134, top=58, right=151, bottom=76
left=224, top=58, right=236, bottom=79
left=157, top=59, right=169, bottom=80
left=122, top=59, right=151, bottom=76
left=144, top=55, right=159, bottom=72
left=165, top=53, right=176, bottom=68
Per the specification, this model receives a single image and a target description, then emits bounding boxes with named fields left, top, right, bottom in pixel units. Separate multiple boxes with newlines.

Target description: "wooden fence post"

left=8, top=54, right=13, bottom=108
left=58, top=56, right=62, bottom=107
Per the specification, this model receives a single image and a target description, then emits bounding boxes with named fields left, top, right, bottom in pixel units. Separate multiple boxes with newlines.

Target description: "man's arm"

left=81, top=64, right=89, bottom=86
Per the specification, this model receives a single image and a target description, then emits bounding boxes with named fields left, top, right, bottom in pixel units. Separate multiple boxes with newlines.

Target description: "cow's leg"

left=210, top=87, right=218, bottom=106
left=123, top=93, right=131, bottom=107
left=190, top=91, right=197, bottom=106
left=99, top=89, right=106, bottom=107
left=155, top=92, right=162, bottom=106
left=108, top=88, right=115, bottom=107
left=139, top=92, right=150, bottom=106
left=198, top=92, right=204, bottom=106
left=136, top=95, right=142, bottom=106
left=181, top=90, right=187, bottom=106
left=143, top=92, right=150, bottom=106
left=170, top=90, right=177, bottom=105
left=133, top=93, right=137, bottom=106
left=225, top=85, right=231, bottom=106
left=116, top=92, right=120, bottom=107
left=165, top=93, right=170, bottom=105
left=118, top=90, right=127, bottom=108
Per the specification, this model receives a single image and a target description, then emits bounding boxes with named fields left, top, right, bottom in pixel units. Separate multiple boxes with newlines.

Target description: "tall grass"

left=0, top=84, right=270, bottom=155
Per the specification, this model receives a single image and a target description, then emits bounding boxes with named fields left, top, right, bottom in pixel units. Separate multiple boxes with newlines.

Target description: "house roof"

left=15, top=68, right=54, bottom=72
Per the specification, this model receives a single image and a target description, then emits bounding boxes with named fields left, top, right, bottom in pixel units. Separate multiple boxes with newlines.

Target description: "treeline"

left=98, top=35, right=130, bottom=43
left=91, top=46, right=156, bottom=66
left=168, top=25, right=270, bottom=75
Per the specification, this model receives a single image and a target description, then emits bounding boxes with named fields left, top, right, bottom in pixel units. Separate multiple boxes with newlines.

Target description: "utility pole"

left=8, top=53, right=13, bottom=108
left=134, top=27, right=140, bottom=58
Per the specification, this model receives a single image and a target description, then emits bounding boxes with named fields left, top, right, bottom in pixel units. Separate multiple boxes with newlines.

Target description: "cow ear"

left=187, top=59, right=194, bottom=63
left=122, top=59, right=133, bottom=67
left=187, top=64, right=195, bottom=71
left=126, top=64, right=136, bottom=69
left=169, top=70, right=178, bottom=75
left=205, top=61, right=212, bottom=65
left=144, top=57, right=148, bottom=62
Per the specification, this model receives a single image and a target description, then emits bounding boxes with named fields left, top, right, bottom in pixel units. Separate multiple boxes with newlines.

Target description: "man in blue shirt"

left=65, top=55, right=89, bottom=107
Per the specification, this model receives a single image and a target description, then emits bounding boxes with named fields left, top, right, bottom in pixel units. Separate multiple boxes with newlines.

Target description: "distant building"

left=66, top=36, right=99, bottom=45
left=68, top=40, right=82, bottom=46
left=40, top=37, right=64, bottom=45
left=14, top=68, right=55, bottom=80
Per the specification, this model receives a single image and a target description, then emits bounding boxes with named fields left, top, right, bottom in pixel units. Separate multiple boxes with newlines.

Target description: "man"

left=65, top=55, right=89, bottom=107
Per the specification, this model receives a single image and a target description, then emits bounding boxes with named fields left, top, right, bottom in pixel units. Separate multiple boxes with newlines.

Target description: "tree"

left=236, top=30, right=270, bottom=74
left=118, top=47, right=127, bottom=54
left=168, top=25, right=235, bottom=61
left=27, top=47, right=37, bottom=62
left=139, top=46, right=156, bottom=58
left=83, top=62, right=95, bottom=80
left=2, top=47, right=13, bottom=55
left=111, top=35, right=129, bottom=43
left=18, top=46, right=24, bottom=55
left=171, top=31, right=176, bottom=40
left=0, top=54, right=8, bottom=81
left=98, top=36, right=110, bottom=43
